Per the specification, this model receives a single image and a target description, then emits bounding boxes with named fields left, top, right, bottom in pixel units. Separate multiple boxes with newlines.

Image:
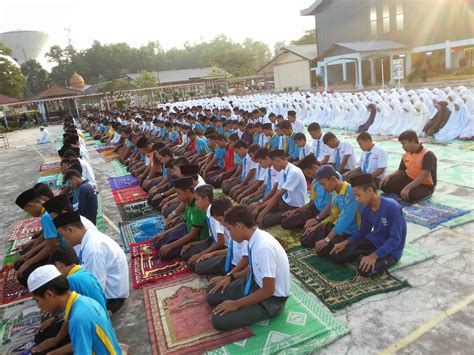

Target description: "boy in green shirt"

left=153, top=177, right=209, bottom=261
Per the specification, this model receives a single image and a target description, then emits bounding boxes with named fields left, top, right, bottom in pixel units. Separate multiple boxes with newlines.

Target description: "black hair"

left=294, top=133, right=306, bottom=142
left=32, top=275, right=70, bottom=297
left=210, top=197, right=233, bottom=218
left=268, top=150, right=285, bottom=160
left=248, top=144, right=260, bottom=155
left=216, top=134, right=227, bottom=142
left=158, top=147, right=173, bottom=157
left=279, top=120, right=292, bottom=130
left=254, top=148, right=269, bottom=160
left=307, top=122, right=321, bottom=132
left=233, top=140, right=248, bottom=150
left=262, top=123, right=272, bottom=130
left=322, top=132, right=337, bottom=145
left=63, top=149, right=78, bottom=159
left=33, top=183, right=54, bottom=199
left=50, top=246, right=80, bottom=266
left=353, top=182, right=378, bottom=193
left=64, top=169, right=82, bottom=181
left=228, top=133, right=239, bottom=142
left=398, top=130, right=419, bottom=143
left=224, top=205, right=256, bottom=228
left=357, top=131, right=372, bottom=142
left=194, top=184, right=214, bottom=202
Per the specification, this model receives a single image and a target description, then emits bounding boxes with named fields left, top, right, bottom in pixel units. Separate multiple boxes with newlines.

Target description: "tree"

left=21, top=60, right=50, bottom=98
left=273, top=41, right=286, bottom=56
left=242, top=38, right=271, bottom=70
left=135, top=70, right=158, bottom=88
left=99, top=79, right=137, bottom=93
left=290, top=29, right=317, bottom=45
left=0, top=43, right=25, bottom=98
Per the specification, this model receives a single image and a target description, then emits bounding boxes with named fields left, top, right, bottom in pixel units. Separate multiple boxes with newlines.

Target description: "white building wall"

left=272, top=52, right=311, bottom=91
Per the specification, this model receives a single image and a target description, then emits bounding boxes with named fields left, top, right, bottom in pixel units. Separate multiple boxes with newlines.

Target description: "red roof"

left=0, top=94, right=21, bottom=105
left=34, top=86, right=83, bottom=100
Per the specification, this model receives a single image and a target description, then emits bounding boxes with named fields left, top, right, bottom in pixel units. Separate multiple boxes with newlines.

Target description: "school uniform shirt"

left=266, top=133, right=280, bottom=151
left=291, top=120, right=304, bottom=134
left=359, top=144, right=388, bottom=179
left=285, top=132, right=300, bottom=160
left=65, top=292, right=122, bottom=355
left=184, top=201, right=209, bottom=240
left=77, top=180, right=98, bottom=224
left=41, top=210, right=66, bottom=247
left=329, top=141, right=358, bottom=170
left=222, top=226, right=248, bottom=266
left=248, top=228, right=291, bottom=297
left=241, top=154, right=258, bottom=183
left=67, top=265, right=107, bottom=311
left=213, top=147, right=226, bottom=168
left=310, top=178, right=331, bottom=212
left=79, top=158, right=96, bottom=187
left=298, top=143, right=313, bottom=160
left=279, top=163, right=307, bottom=207
left=196, top=137, right=211, bottom=155
left=311, top=135, right=333, bottom=162
left=348, top=197, right=406, bottom=261
left=78, top=229, right=129, bottom=299
left=206, top=205, right=223, bottom=243
left=322, top=181, right=361, bottom=236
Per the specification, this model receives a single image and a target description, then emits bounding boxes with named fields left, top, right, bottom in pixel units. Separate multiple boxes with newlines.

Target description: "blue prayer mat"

left=119, top=215, right=166, bottom=252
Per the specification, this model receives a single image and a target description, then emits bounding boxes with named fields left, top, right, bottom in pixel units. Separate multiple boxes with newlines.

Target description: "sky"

left=0, top=0, right=315, bottom=70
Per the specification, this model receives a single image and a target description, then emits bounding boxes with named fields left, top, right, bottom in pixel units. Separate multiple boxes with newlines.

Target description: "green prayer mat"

left=429, top=193, right=474, bottom=227
left=2, top=243, right=20, bottom=267
left=208, top=279, right=349, bottom=355
left=110, top=160, right=131, bottom=177
left=96, top=194, right=105, bottom=232
left=264, top=225, right=301, bottom=251
left=389, top=243, right=435, bottom=272
left=287, top=247, right=409, bottom=311
left=56, top=173, right=63, bottom=187
left=55, top=141, right=63, bottom=150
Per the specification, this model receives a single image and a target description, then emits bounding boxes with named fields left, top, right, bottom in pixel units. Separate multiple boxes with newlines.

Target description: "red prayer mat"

left=112, top=186, right=148, bottom=205
left=0, top=266, right=31, bottom=305
left=8, top=218, right=42, bottom=241
left=130, top=240, right=189, bottom=289
left=143, top=274, right=253, bottom=355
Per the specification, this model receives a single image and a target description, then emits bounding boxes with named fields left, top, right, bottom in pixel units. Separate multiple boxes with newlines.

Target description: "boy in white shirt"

left=324, top=132, right=358, bottom=173
left=207, top=205, right=290, bottom=330
left=294, top=133, right=313, bottom=161
left=307, top=122, right=332, bottom=164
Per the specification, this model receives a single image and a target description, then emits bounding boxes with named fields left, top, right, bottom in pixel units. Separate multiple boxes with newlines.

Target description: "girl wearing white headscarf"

left=411, top=101, right=431, bottom=136
left=435, top=99, right=471, bottom=141
left=380, top=100, right=403, bottom=135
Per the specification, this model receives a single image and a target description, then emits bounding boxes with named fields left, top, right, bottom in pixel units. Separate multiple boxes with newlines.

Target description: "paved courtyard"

left=0, top=125, right=473, bottom=354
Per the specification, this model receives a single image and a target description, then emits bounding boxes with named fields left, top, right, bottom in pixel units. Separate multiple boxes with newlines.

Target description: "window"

left=396, top=2, right=404, bottom=30
left=370, top=6, right=377, bottom=35
left=383, top=4, right=390, bottom=33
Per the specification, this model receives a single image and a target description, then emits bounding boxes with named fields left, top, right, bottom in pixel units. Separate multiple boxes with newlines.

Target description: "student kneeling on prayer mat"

left=255, top=149, right=307, bottom=228
left=64, top=169, right=98, bottom=225
left=281, top=154, right=331, bottom=230
left=14, top=186, right=61, bottom=287
left=33, top=247, right=108, bottom=354
left=300, top=165, right=361, bottom=256
left=330, top=174, right=406, bottom=276
left=195, top=197, right=249, bottom=276
left=206, top=205, right=290, bottom=330
left=381, top=130, right=437, bottom=203
left=53, top=212, right=129, bottom=313
left=323, top=132, right=358, bottom=174
left=27, top=265, right=123, bottom=355
left=183, top=185, right=227, bottom=271
left=152, top=177, right=209, bottom=261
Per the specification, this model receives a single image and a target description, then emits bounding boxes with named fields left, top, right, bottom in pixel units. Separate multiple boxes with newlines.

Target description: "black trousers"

left=34, top=319, right=71, bottom=355
left=281, top=204, right=318, bottom=230
left=14, top=259, right=48, bottom=287
left=381, top=173, right=434, bottom=203
left=261, top=199, right=296, bottom=228
left=300, top=223, right=350, bottom=256
left=329, top=238, right=397, bottom=277
left=106, top=298, right=126, bottom=314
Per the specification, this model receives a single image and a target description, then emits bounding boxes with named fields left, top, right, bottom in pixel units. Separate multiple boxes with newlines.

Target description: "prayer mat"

left=42, top=156, right=60, bottom=164
left=39, top=162, right=60, bottom=171
left=2, top=243, right=20, bottom=267
left=36, top=174, right=60, bottom=188
left=403, top=200, right=469, bottom=229
left=108, top=175, right=139, bottom=191
left=104, top=153, right=119, bottom=161
left=441, top=210, right=474, bottom=228
left=11, top=237, right=32, bottom=252
left=143, top=274, right=253, bottom=354
left=287, top=247, right=409, bottom=311
left=96, top=145, right=115, bottom=153
left=264, top=225, right=302, bottom=251
left=110, top=160, right=131, bottom=177
left=389, top=243, right=435, bottom=272
left=0, top=299, right=41, bottom=354
left=130, top=240, right=190, bottom=289
left=118, top=200, right=158, bottom=222
left=119, top=215, right=165, bottom=252
left=112, top=186, right=148, bottom=205
left=437, top=162, right=474, bottom=188
left=0, top=266, right=31, bottom=305
left=8, top=218, right=41, bottom=242
left=209, top=279, right=349, bottom=355
left=38, top=167, right=61, bottom=176
left=56, top=174, right=63, bottom=187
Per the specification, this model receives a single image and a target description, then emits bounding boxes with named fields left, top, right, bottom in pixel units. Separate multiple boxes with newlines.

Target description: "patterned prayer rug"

left=2, top=243, right=20, bottom=267
left=39, top=161, right=60, bottom=171
left=36, top=174, right=60, bottom=187
left=0, top=266, right=31, bottom=305
left=108, top=175, right=139, bottom=191
left=389, top=243, right=435, bottom=272
left=38, top=167, right=62, bottom=176
left=119, top=215, right=166, bottom=252
left=0, top=299, right=41, bottom=354
left=96, top=145, right=115, bottom=153
left=209, top=279, right=349, bottom=355
left=264, top=225, right=302, bottom=251
left=112, top=186, right=148, bottom=205
left=110, top=160, right=131, bottom=177
left=130, top=240, right=190, bottom=289
left=288, top=247, right=409, bottom=311
left=403, top=200, right=469, bottom=229
left=118, top=200, right=158, bottom=222
left=8, top=218, right=41, bottom=242
left=143, top=274, right=253, bottom=354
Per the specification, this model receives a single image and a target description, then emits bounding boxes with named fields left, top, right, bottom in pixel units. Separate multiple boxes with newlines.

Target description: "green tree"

left=135, top=70, right=158, bottom=88
left=243, top=38, right=271, bottom=70
left=273, top=41, right=286, bottom=56
left=20, top=59, right=50, bottom=98
left=290, top=29, right=317, bottom=45
left=0, top=43, right=25, bottom=98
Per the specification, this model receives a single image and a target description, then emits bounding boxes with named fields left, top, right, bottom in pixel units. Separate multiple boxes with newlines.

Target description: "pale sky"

left=0, top=0, right=315, bottom=69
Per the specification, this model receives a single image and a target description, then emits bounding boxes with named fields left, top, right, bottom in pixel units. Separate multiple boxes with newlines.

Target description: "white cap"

left=27, top=265, right=62, bottom=292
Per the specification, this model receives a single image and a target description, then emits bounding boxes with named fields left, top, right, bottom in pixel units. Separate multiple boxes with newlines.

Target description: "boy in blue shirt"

left=202, top=134, right=228, bottom=179
left=330, top=174, right=406, bottom=276
left=300, top=165, right=361, bottom=256
left=64, top=169, right=98, bottom=225
left=279, top=120, right=299, bottom=161
left=27, top=265, right=122, bottom=355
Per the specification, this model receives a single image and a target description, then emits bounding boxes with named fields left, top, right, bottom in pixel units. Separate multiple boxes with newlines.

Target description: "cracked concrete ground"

left=1, top=125, right=473, bottom=354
